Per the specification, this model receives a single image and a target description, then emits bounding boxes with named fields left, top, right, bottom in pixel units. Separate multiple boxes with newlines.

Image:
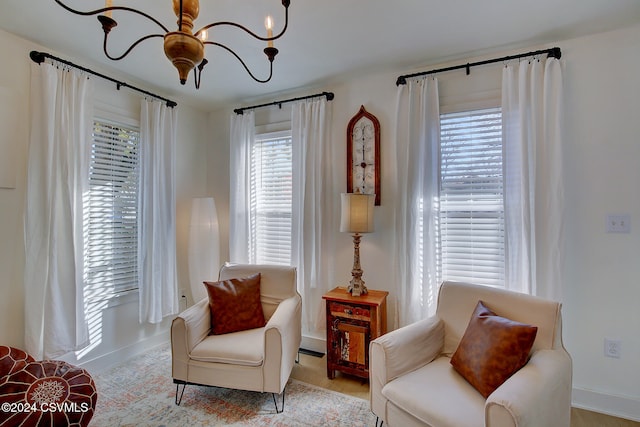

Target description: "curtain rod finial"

left=549, top=47, right=562, bottom=59
left=30, top=51, right=46, bottom=64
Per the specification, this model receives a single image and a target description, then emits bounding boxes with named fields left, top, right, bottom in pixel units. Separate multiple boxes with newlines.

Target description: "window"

left=249, top=131, right=293, bottom=265
left=437, top=107, right=504, bottom=287
left=84, top=119, right=140, bottom=299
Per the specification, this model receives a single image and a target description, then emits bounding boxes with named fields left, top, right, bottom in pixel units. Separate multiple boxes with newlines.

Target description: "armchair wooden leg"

left=271, top=386, right=286, bottom=413
left=175, top=382, right=187, bottom=405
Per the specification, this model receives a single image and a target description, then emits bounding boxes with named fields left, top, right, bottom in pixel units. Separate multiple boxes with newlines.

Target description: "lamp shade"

left=188, top=197, right=220, bottom=304
left=340, top=192, right=375, bottom=233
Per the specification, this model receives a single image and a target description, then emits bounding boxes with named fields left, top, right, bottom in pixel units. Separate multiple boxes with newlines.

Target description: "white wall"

left=561, top=24, right=640, bottom=419
left=0, top=28, right=210, bottom=372
left=207, top=24, right=640, bottom=420
left=0, top=30, right=30, bottom=349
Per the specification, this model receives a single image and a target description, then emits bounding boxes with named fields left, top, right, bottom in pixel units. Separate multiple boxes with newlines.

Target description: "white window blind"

left=84, top=120, right=140, bottom=299
left=438, top=107, right=505, bottom=287
left=250, top=131, right=293, bottom=265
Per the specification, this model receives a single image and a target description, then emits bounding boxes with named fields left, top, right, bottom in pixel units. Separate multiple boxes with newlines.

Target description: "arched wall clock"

left=347, top=105, right=381, bottom=205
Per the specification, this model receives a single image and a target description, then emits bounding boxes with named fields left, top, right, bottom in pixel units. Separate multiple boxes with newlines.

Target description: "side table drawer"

left=329, top=301, right=370, bottom=321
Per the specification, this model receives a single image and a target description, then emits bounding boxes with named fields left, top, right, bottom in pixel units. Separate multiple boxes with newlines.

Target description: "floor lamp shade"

left=188, top=197, right=220, bottom=304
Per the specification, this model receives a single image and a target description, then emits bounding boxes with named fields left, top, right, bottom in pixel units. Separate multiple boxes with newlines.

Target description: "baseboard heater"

left=299, top=348, right=324, bottom=358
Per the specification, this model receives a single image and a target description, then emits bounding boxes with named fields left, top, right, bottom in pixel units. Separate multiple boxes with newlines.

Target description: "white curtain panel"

left=291, top=98, right=335, bottom=335
left=503, top=58, right=564, bottom=300
left=188, top=197, right=220, bottom=304
left=228, top=111, right=255, bottom=264
left=24, top=62, right=93, bottom=358
left=138, top=99, right=179, bottom=323
left=392, top=78, right=441, bottom=327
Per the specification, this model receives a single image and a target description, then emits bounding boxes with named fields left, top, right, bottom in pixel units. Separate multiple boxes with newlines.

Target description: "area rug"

left=90, top=344, right=377, bottom=426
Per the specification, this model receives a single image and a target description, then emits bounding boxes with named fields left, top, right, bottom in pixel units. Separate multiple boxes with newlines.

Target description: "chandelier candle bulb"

left=105, top=0, right=112, bottom=18
left=265, top=16, right=274, bottom=48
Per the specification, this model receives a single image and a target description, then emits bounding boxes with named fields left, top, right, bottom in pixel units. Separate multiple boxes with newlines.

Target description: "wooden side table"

left=322, top=287, right=388, bottom=380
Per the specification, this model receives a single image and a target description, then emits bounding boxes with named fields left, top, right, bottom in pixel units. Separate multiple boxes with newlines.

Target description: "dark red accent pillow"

left=450, top=300, right=538, bottom=398
left=204, top=273, right=266, bottom=335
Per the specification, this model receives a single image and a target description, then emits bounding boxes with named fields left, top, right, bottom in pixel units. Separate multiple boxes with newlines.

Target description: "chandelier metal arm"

left=53, top=0, right=170, bottom=33
left=194, top=4, right=289, bottom=42
left=204, top=42, right=275, bottom=84
left=103, top=33, right=165, bottom=61
left=54, top=0, right=291, bottom=88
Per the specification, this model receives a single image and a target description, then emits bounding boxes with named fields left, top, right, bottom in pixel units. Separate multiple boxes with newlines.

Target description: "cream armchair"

left=171, top=263, right=302, bottom=412
left=370, top=281, right=572, bottom=427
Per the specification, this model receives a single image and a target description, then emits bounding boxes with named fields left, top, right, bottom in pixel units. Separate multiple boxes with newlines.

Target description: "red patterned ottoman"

left=0, top=346, right=97, bottom=427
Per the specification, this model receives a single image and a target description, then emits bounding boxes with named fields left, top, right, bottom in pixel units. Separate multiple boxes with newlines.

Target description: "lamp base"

left=347, top=278, right=368, bottom=297
left=347, top=233, right=368, bottom=297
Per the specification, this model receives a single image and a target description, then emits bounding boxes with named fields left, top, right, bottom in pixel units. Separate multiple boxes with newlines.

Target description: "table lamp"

left=340, top=190, right=375, bottom=296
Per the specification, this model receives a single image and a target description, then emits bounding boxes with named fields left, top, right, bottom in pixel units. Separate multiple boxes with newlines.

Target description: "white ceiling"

left=1, top=0, right=639, bottom=110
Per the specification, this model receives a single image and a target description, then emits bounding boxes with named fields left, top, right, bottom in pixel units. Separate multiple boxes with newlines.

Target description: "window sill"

left=85, top=289, right=139, bottom=309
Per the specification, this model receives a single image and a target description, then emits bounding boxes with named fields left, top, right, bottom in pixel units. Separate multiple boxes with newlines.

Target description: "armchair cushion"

left=382, top=357, right=485, bottom=426
left=450, top=300, right=538, bottom=398
left=205, top=273, right=266, bottom=335
left=191, top=327, right=265, bottom=366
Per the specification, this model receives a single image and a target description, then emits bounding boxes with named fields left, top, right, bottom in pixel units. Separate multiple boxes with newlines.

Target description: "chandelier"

left=54, top=0, right=290, bottom=89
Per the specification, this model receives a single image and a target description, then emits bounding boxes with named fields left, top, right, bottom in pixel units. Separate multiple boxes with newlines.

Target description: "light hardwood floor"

left=290, top=353, right=639, bottom=427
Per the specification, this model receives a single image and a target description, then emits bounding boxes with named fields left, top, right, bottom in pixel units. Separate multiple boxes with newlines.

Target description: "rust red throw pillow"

left=204, top=273, right=266, bottom=335
left=450, top=300, right=538, bottom=398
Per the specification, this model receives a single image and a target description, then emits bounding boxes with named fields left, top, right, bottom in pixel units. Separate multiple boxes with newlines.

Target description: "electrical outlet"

left=604, top=338, right=621, bottom=359
left=606, top=214, right=630, bottom=233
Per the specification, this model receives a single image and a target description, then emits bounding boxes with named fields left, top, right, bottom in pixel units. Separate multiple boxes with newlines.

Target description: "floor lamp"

left=188, top=197, right=220, bottom=304
left=340, top=191, right=375, bottom=297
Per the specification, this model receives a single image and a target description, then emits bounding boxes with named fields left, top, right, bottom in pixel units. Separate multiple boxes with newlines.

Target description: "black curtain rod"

left=29, top=50, right=177, bottom=108
left=396, top=47, right=561, bottom=86
left=234, top=91, right=334, bottom=115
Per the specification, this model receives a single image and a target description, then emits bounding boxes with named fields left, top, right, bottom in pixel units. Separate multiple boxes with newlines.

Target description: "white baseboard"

left=76, top=332, right=170, bottom=374
left=572, top=387, right=640, bottom=422
left=301, top=335, right=326, bottom=355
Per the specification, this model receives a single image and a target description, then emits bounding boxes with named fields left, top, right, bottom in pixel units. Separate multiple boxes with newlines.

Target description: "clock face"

left=347, top=106, right=380, bottom=205
left=351, top=117, right=376, bottom=195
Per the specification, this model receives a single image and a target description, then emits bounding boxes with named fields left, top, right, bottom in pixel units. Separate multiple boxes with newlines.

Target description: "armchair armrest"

left=262, top=294, right=302, bottom=393
left=171, top=298, right=210, bottom=380
left=486, top=349, right=572, bottom=427
left=369, top=316, right=444, bottom=419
